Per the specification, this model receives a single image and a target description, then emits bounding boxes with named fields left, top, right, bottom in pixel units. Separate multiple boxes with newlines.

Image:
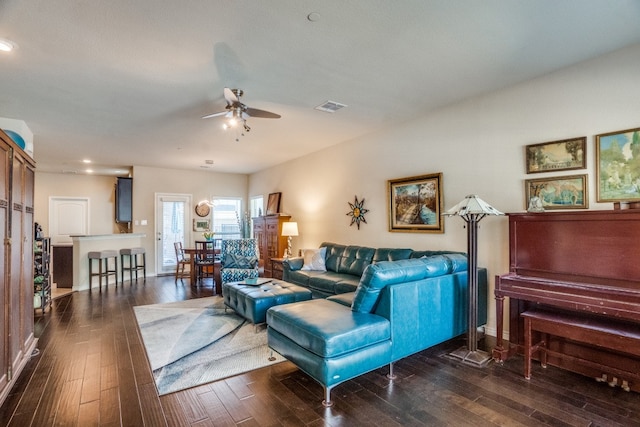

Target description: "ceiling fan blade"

left=224, top=87, right=239, bottom=105
left=245, top=107, right=281, bottom=119
left=201, top=111, right=228, bottom=119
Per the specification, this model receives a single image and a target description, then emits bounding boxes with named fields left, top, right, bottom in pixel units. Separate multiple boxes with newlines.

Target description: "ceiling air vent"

left=315, top=101, right=347, bottom=113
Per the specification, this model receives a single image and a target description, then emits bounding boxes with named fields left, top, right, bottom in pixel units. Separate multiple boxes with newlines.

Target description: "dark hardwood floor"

left=1, top=276, right=639, bottom=426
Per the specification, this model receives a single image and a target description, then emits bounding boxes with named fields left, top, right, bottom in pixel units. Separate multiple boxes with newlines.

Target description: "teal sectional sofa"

left=268, top=255, right=488, bottom=406
left=283, top=241, right=463, bottom=297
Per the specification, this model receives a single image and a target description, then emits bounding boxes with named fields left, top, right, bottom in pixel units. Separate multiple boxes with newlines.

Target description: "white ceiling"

left=2, top=1, right=640, bottom=175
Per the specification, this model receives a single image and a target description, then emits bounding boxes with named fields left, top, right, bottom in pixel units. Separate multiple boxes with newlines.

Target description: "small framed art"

left=193, top=219, right=211, bottom=232
left=525, top=174, right=588, bottom=210
left=525, top=137, right=586, bottom=174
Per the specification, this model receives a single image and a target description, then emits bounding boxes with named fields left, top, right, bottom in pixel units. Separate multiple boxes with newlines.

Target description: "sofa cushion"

left=322, top=242, right=346, bottom=272
left=442, top=253, right=468, bottom=273
left=327, top=292, right=355, bottom=307
left=286, top=269, right=327, bottom=288
left=267, top=299, right=390, bottom=358
left=308, top=272, right=355, bottom=295
left=337, top=246, right=375, bottom=276
left=333, top=277, right=360, bottom=294
left=352, top=256, right=462, bottom=313
left=372, top=248, right=413, bottom=262
left=410, top=250, right=465, bottom=259
left=301, top=247, right=327, bottom=271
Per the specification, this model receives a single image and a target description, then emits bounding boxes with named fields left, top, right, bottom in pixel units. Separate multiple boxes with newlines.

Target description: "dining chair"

left=174, top=242, right=190, bottom=282
left=220, top=238, right=260, bottom=284
left=194, top=240, right=216, bottom=284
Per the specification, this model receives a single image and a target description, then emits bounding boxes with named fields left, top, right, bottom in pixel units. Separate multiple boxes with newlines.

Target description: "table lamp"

left=281, top=222, right=299, bottom=258
left=445, top=194, right=503, bottom=367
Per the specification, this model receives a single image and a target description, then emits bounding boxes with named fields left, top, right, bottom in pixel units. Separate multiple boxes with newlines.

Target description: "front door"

left=155, top=193, right=191, bottom=276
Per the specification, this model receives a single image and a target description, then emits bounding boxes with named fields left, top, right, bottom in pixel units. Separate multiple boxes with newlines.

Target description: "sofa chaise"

left=267, top=254, right=488, bottom=406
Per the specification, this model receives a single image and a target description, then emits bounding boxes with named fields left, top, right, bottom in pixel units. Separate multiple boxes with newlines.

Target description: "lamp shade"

left=445, top=194, right=504, bottom=217
left=281, top=221, right=299, bottom=237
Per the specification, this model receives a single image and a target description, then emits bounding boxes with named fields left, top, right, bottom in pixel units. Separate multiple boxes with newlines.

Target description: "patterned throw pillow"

left=222, top=253, right=258, bottom=269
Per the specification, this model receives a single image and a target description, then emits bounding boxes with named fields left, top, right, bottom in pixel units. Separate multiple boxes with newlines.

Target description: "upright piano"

left=493, top=210, right=640, bottom=392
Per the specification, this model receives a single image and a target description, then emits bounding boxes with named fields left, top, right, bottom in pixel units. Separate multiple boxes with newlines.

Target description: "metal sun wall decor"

left=347, top=196, right=368, bottom=229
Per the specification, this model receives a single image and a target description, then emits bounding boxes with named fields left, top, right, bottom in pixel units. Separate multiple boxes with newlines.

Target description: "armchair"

left=220, top=238, right=260, bottom=284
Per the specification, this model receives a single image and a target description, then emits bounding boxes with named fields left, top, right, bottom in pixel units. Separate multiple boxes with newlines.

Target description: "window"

left=250, top=196, right=263, bottom=218
left=211, top=198, right=243, bottom=242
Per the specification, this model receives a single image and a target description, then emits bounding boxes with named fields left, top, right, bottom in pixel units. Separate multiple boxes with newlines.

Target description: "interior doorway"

left=155, top=193, right=192, bottom=276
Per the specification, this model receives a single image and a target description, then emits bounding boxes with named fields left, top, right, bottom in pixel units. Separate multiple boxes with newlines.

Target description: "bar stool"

left=120, top=247, right=146, bottom=283
left=88, top=250, right=118, bottom=290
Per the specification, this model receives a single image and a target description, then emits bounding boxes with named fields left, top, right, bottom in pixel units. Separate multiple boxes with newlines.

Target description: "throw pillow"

left=300, top=247, right=327, bottom=271
left=222, top=253, right=258, bottom=269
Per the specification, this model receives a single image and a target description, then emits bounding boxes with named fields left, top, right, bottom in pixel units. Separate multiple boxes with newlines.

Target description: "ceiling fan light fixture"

left=0, top=38, right=16, bottom=52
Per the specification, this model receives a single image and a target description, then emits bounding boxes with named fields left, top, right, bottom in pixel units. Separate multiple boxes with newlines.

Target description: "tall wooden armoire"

left=0, top=130, right=37, bottom=406
left=252, top=214, right=290, bottom=277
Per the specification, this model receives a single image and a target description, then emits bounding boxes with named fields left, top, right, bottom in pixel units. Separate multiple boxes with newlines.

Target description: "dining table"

left=183, top=247, right=222, bottom=295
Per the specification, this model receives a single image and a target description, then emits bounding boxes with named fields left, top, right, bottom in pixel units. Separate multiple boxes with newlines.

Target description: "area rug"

left=133, top=296, right=285, bottom=395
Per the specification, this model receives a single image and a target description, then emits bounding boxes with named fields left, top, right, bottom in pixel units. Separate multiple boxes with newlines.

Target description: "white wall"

left=130, top=165, right=248, bottom=274
left=249, top=43, right=640, bottom=336
left=34, top=172, right=118, bottom=236
left=34, top=166, right=249, bottom=276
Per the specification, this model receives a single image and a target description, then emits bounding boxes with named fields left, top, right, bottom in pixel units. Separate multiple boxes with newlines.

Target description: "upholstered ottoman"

left=222, top=280, right=312, bottom=328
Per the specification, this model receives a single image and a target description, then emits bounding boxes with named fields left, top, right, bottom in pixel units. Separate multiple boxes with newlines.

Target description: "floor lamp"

left=445, top=194, right=503, bottom=367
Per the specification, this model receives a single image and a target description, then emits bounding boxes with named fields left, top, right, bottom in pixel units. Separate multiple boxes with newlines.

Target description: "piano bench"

left=522, top=310, right=640, bottom=390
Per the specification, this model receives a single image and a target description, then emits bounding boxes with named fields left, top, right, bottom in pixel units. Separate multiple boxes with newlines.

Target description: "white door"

left=155, top=193, right=191, bottom=275
left=49, top=197, right=90, bottom=245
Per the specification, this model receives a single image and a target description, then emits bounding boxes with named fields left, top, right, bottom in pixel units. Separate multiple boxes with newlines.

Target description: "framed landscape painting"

left=524, top=174, right=588, bottom=210
left=388, top=173, right=444, bottom=233
left=525, top=137, right=586, bottom=174
left=596, top=127, right=640, bottom=202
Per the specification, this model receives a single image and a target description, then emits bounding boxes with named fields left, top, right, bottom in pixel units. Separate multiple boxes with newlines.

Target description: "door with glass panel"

left=155, top=193, right=192, bottom=275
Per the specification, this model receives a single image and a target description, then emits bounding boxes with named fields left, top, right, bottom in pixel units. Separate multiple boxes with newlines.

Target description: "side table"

left=270, top=257, right=286, bottom=280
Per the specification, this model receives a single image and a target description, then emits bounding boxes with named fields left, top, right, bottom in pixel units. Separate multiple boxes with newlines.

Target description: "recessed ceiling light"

left=86, top=169, right=94, bottom=174
left=82, top=159, right=92, bottom=164
left=0, top=39, right=16, bottom=53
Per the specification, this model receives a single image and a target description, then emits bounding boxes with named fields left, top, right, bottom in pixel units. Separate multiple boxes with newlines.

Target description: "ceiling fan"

left=202, top=87, right=281, bottom=133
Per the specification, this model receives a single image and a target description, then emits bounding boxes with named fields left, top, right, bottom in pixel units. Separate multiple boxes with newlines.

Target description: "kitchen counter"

left=72, top=233, right=146, bottom=291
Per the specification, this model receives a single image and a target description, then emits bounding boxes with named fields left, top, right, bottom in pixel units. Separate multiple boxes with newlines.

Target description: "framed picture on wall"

left=266, top=192, right=282, bottom=215
left=524, top=174, right=588, bottom=210
left=596, top=127, right=640, bottom=202
left=525, top=137, right=586, bottom=174
left=388, top=172, right=444, bottom=233
left=193, top=219, right=211, bottom=232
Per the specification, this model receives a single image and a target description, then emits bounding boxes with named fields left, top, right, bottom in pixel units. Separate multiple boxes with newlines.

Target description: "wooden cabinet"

left=252, top=214, right=290, bottom=278
left=0, top=130, right=37, bottom=406
left=52, top=245, right=73, bottom=288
